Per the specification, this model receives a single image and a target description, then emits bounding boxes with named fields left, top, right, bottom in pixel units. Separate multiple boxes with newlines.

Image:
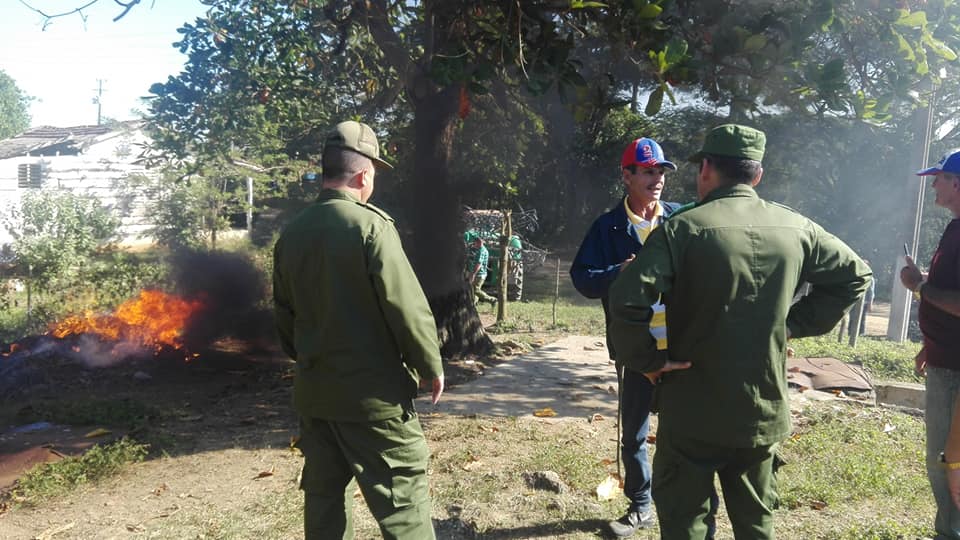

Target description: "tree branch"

left=18, top=0, right=145, bottom=26
left=111, top=0, right=143, bottom=22
left=358, top=0, right=414, bottom=83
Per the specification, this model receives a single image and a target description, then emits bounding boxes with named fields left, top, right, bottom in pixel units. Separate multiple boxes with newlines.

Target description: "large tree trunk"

left=359, top=0, right=492, bottom=357
left=406, top=83, right=493, bottom=358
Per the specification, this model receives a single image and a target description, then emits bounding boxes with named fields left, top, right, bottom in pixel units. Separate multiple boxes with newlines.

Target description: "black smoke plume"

left=169, top=250, right=275, bottom=352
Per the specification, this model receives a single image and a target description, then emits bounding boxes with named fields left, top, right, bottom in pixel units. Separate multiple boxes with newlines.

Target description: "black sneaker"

left=608, top=509, right=655, bottom=537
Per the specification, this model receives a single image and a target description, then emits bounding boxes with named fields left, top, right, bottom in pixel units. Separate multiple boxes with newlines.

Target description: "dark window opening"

left=17, top=164, right=42, bottom=188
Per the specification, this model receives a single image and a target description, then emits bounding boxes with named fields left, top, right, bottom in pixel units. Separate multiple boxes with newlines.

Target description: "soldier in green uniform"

left=273, top=120, right=445, bottom=539
left=608, top=124, right=871, bottom=539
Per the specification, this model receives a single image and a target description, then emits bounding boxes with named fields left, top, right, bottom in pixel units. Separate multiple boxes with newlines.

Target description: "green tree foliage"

left=143, top=167, right=263, bottom=252
left=146, top=0, right=959, bottom=354
left=622, top=0, right=959, bottom=119
left=0, top=190, right=119, bottom=294
left=0, top=70, right=30, bottom=139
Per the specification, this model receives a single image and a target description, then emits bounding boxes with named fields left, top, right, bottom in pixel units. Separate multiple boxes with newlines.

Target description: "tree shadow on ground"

left=477, top=518, right=610, bottom=539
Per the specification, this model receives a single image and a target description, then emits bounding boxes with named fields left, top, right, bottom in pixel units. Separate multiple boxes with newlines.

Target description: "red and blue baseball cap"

left=621, top=138, right=677, bottom=170
left=917, top=149, right=960, bottom=176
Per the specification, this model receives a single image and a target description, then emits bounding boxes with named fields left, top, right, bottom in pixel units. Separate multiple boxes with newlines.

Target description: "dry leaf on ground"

left=254, top=468, right=275, bottom=479
left=596, top=473, right=622, bottom=501
left=533, top=408, right=557, bottom=418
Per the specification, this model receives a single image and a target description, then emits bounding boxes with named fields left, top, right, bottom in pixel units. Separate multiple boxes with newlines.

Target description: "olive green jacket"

left=273, top=189, right=443, bottom=422
left=609, top=184, right=871, bottom=447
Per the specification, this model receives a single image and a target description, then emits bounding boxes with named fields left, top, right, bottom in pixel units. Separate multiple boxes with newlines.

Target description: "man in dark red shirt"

left=901, top=148, right=960, bottom=539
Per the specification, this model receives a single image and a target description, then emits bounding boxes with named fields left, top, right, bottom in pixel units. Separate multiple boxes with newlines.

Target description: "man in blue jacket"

left=570, top=137, right=681, bottom=536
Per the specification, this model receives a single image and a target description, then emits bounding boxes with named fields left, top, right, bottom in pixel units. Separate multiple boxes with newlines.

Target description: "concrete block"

left=875, top=382, right=925, bottom=410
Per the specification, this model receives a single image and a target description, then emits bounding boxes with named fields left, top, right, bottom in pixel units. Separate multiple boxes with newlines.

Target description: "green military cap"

left=688, top=124, right=766, bottom=163
left=325, top=120, right=394, bottom=169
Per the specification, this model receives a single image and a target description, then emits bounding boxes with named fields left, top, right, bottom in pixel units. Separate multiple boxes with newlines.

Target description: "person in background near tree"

left=273, top=120, right=444, bottom=539
left=609, top=124, right=871, bottom=539
left=848, top=258, right=875, bottom=336
left=571, top=137, right=709, bottom=537
left=900, top=148, right=960, bottom=540
left=466, top=232, right=497, bottom=305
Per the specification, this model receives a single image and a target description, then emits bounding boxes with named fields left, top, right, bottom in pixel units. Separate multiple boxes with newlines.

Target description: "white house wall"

left=0, top=129, right=161, bottom=248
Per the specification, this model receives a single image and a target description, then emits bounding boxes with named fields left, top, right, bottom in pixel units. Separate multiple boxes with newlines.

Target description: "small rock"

left=523, top=470, right=568, bottom=494
left=432, top=516, right=478, bottom=539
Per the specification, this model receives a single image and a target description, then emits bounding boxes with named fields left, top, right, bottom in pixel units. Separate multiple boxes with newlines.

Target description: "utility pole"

left=888, top=80, right=937, bottom=342
left=92, top=79, right=105, bottom=125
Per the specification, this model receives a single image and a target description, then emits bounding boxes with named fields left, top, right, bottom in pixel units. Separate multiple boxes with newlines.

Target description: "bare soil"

left=0, top=293, right=901, bottom=540
left=0, top=326, right=572, bottom=540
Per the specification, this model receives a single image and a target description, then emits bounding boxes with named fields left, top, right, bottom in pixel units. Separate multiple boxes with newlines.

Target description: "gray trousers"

left=927, top=367, right=960, bottom=540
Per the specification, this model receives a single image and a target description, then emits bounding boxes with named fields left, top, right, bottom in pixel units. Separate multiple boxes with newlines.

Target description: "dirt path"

left=423, top=335, right=617, bottom=419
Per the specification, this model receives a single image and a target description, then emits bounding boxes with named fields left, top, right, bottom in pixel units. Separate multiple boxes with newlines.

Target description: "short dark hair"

left=701, top=154, right=762, bottom=185
left=321, top=147, right=372, bottom=181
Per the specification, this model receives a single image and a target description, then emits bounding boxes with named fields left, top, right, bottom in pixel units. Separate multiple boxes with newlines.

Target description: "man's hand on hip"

left=644, top=360, right=692, bottom=384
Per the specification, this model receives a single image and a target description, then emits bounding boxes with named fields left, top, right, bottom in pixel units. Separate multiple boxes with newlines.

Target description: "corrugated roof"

left=0, top=121, right=143, bottom=160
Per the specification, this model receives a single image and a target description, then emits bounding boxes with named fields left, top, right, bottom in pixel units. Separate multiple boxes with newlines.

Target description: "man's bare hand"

left=419, top=375, right=445, bottom=404
left=900, top=256, right=924, bottom=291
left=619, top=254, right=636, bottom=273
left=949, top=469, right=960, bottom=511
left=643, top=360, right=692, bottom=384
left=915, top=347, right=928, bottom=378
left=431, top=376, right=444, bottom=404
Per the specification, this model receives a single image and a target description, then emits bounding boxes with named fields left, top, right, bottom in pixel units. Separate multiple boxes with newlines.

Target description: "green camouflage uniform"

left=274, top=188, right=443, bottom=540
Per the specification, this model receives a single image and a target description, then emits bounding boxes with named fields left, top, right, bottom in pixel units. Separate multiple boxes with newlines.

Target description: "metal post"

left=848, top=298, right=864, bottom=347
left=496, top=210, right=511, bottom=322
left=553, top=256, right=560, bottom=326
left=246, top=176, right=254, bottom=237
left=888, top=85, right=936, bottom=342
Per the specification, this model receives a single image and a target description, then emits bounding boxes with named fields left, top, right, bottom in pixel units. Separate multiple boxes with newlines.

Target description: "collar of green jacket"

left=700, top=183, right=758, bottom=205
left=318, top=187, right=359, bottom=203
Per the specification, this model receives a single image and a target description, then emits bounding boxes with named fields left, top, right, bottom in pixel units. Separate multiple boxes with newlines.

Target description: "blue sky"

left=0, top=0, right=208, bottom=127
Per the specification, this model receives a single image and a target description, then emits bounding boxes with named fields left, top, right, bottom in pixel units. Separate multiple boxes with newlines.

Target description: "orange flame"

left=50, top=290, right=204, bottom=351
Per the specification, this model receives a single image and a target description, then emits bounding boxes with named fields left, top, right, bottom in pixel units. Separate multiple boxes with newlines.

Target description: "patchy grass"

left=488, top=301, right=604, bottom=337
left=9, top=438, right=148, bottom=506
left=330, top=402, right=934, bottom=539
left=790, top=334, right=921, bottom=383
left=773, top=401, right=933, bottom=538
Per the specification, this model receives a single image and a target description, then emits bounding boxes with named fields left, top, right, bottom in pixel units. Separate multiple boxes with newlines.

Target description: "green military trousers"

left=652, top=430, right=780, bottom=540
left=297, top=409, right=435, bottom=540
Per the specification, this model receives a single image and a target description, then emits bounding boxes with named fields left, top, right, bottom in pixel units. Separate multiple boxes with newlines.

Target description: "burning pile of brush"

left=50, top=290, right=204, bottom=356
left=0, top=251, right=274, bottom=394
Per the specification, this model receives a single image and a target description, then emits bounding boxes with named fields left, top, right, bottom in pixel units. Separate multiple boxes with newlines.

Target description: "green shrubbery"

left=9, top=438, right=148, bottom=506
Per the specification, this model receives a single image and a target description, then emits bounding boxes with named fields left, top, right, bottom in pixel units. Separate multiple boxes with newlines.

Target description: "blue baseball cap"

left=917, top=149, right=960, bottom=176
left=621, top=138, right=677, bottom=170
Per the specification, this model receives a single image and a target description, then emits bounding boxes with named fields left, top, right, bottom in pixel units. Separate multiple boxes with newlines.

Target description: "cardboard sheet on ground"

left=786, top=356, right=872, bottom=392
